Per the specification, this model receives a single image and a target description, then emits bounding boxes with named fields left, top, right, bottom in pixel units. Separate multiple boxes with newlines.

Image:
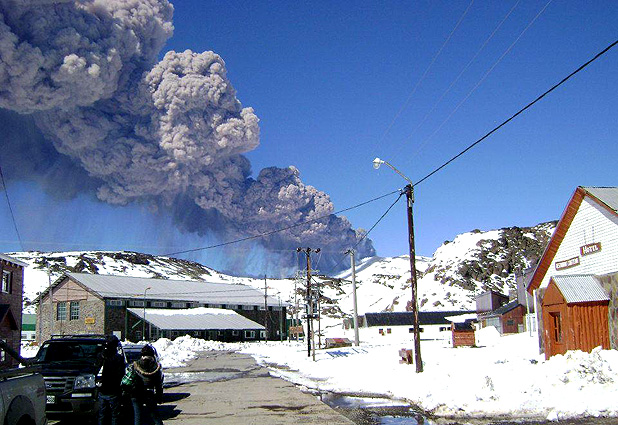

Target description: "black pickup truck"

left=32, top=335, right=126, bottom=419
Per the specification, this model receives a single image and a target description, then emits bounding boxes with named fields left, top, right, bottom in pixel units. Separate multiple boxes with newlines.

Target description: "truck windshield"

left=35, top=342, right=104, bottom=364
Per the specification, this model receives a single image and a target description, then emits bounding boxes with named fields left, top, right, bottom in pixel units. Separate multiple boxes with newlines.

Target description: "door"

left=545, top=308, right=566, bottom=358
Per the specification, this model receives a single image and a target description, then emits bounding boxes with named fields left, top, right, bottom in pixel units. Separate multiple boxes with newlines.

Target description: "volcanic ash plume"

left=0, top=0, right=374, bottom=273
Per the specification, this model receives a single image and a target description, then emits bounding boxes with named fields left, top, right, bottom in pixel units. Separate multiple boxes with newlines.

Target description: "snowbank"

left=150, top=330, right=618, bottom=421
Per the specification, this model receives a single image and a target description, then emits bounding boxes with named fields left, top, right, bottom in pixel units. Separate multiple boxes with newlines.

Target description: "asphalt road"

left=159, top=350, right=355, bottom=425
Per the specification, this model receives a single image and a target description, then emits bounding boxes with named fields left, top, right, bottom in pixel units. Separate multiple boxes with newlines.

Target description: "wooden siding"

left=528, top=187, right=585, bottom=293
left=542, top=280, right=610, bottom=359
left=529, top=188, right=618, bottom=293
left=452, top=329, right=475, bottom=347
left=569, top=302, right=610, bottom=353
left=501, top=305, right=525, bottom=334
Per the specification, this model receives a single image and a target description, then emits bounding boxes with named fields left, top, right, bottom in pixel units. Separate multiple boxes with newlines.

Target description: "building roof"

left=364, top=311, right=476, bottom=327
left=527, top=187, right=618, bottom=293
left=483, top=300, right=522, bottom=318
left=583, top=187, right=618, bottom=213
left=37, top=272, right=286, bottom=307
left=128, top=307, right=265, bottom=331
left=551, top=275, right=610, bottom=303
left=0, top=254, right=28, bottom=268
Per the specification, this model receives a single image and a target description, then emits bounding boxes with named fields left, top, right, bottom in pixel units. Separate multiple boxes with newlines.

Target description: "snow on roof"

left=128, top=307, right=265, bottom=331
left=445, top=313, right=478, bottom=323
left=61, top=272, right=284, bottom=306
left=551, top=275, right=610, bottom=303
left=0, top=253, right=28, bottom=267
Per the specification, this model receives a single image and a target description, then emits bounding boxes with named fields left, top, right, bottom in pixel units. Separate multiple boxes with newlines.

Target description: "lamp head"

left=373, top=157, right=384, bottom=169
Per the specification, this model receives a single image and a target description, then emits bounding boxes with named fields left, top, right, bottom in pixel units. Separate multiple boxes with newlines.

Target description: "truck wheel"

left=15, top=417, right=35, bottom=425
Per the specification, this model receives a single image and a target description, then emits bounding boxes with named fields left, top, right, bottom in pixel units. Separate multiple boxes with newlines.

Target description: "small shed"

left=542, top=275, right=610, bottom=360
left=446, top=313, right=477, bottom=348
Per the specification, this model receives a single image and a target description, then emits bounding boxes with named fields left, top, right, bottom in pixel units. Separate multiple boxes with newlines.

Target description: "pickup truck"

left=32, top=335, right=126, bottom=419
left=0, top=340, right=47, bottom=425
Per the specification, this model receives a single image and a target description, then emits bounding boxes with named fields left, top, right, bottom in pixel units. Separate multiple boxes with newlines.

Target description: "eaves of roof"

left=527, top=187, right=618, bottom=294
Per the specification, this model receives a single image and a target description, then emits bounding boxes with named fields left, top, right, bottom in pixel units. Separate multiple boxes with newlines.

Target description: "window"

left=387, top=328, right=392, bottom=334
left=152, top=301, right=167, bottom=308
left=129, top=300, right=145, bottom=307
left=259, top=330, right=266, bottom=339
left=439, top=326, right=451, bottom=332
left=56, top=302, right=67, bottom=321
left=107, top=300, right=124, bottom=307
left=70, top=301, right=80, bottom=321
left=550, top=312, right=562, bottom=343
left=245, top=330, right=256, bottom=339
left=1, top=271, right=11, bottom=293
left=379, top=328, right=384, bottom=335
left=232, top=330, right=239, bottom=337
left=506, top=319, right=514, bottom=326
left=171, top=302, right=185, bottom=308
left=242, top=305, right=253, bottom=311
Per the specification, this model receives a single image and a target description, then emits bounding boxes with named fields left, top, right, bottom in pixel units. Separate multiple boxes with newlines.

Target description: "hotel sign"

left=555, top=256, right=580, bottom=271
left=580, top=242, right=602, bottom=256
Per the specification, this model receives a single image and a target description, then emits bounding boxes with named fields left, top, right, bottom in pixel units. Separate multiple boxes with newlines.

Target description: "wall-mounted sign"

left=555, top=256, right=580, bottom=271
left=84, top=317, right=95, bottom=325
left=580, top=242, right=602, bottom=256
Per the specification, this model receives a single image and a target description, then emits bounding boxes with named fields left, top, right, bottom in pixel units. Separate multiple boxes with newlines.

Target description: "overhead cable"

left=0, top=159, right=23, bottom=251
left=372, top=0, right=475, bottom=153
left=414, top=37, right=618, bottom=187
left=162, top=189, right=401, bottom=256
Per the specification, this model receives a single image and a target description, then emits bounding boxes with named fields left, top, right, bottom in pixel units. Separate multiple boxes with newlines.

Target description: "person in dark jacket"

left=98, top=335, right=125, bottom=425
left=125, top=344, right=164, bottom=425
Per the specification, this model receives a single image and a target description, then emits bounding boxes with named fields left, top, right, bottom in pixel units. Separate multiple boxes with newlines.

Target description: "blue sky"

left=1, top=0, right=617, bottom=273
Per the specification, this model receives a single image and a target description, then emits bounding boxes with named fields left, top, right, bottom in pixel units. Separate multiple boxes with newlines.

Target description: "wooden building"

left=527, top=187, right=618, bottom=357
left=541, top=275, right=610, bottom=360
left=0, top=254, right=27, bottom=368
left=479, top=300, right=526, bottom=334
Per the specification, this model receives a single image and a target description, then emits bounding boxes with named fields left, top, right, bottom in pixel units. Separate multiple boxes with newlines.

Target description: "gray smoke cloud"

left=0, top=0, right=374, bottom=274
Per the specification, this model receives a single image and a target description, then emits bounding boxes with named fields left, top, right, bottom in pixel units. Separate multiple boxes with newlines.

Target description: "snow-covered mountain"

left=10, top=221, right=556, bottom=321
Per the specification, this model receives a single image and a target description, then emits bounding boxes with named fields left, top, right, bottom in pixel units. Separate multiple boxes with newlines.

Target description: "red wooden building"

left=541, top=275, right=610, bottom=360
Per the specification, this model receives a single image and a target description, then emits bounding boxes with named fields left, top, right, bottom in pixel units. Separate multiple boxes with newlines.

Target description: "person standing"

left=98, top=335, right=126, bottom=425
left=123, top=344, right=164, bottom=425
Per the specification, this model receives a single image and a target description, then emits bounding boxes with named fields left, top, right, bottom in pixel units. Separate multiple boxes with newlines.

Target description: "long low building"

left=35, top=272, right=287, bottom=342
left=128, top=307, right=265, bottom=342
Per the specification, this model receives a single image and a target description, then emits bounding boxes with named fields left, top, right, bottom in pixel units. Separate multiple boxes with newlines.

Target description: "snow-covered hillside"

left=10, top=220, right=556, bottom=322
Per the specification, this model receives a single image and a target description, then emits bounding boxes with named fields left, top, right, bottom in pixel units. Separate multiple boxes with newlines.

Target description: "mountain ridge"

left=10, top=220, right=556, bottom=322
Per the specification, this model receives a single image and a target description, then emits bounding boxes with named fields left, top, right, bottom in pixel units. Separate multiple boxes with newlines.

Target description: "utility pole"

left=373, top=157, right=423, bottom=373
left=345, top=249, right=360, bottom=346
left=405, top=184, right=423, bottom=373
left=297, top=247, right=320, bottom=360
left=264, top=276, right=269, bottom=342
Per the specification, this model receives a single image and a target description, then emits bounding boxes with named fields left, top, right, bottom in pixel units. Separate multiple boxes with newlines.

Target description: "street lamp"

left=373, top=157, right=423, bottom=373
left=143, top=286, right=151, bottom=341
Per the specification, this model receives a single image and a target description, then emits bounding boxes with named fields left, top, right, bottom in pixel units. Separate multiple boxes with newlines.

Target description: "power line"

left=396, top=0, right=522, bottom=161
left=409, top=0, right=553, bottom=164
left=0, top=159, right=23, bottom=250
left=162, top=189, right=401, bottom=257
left=372, top=0, right=475, bottom=153
left=413, top=37, right=618, bottom=188
left=330, top=191, right=405, bottom=273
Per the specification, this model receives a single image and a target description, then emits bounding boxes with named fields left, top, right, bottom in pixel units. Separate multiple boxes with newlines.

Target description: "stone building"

left=0, top=254, right=27, bottom=368
left=35, top=272, right=287, bottom=343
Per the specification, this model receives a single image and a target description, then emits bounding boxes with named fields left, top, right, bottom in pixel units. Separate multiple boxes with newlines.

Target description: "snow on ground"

left=147, top=329, right=618, bottom=421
